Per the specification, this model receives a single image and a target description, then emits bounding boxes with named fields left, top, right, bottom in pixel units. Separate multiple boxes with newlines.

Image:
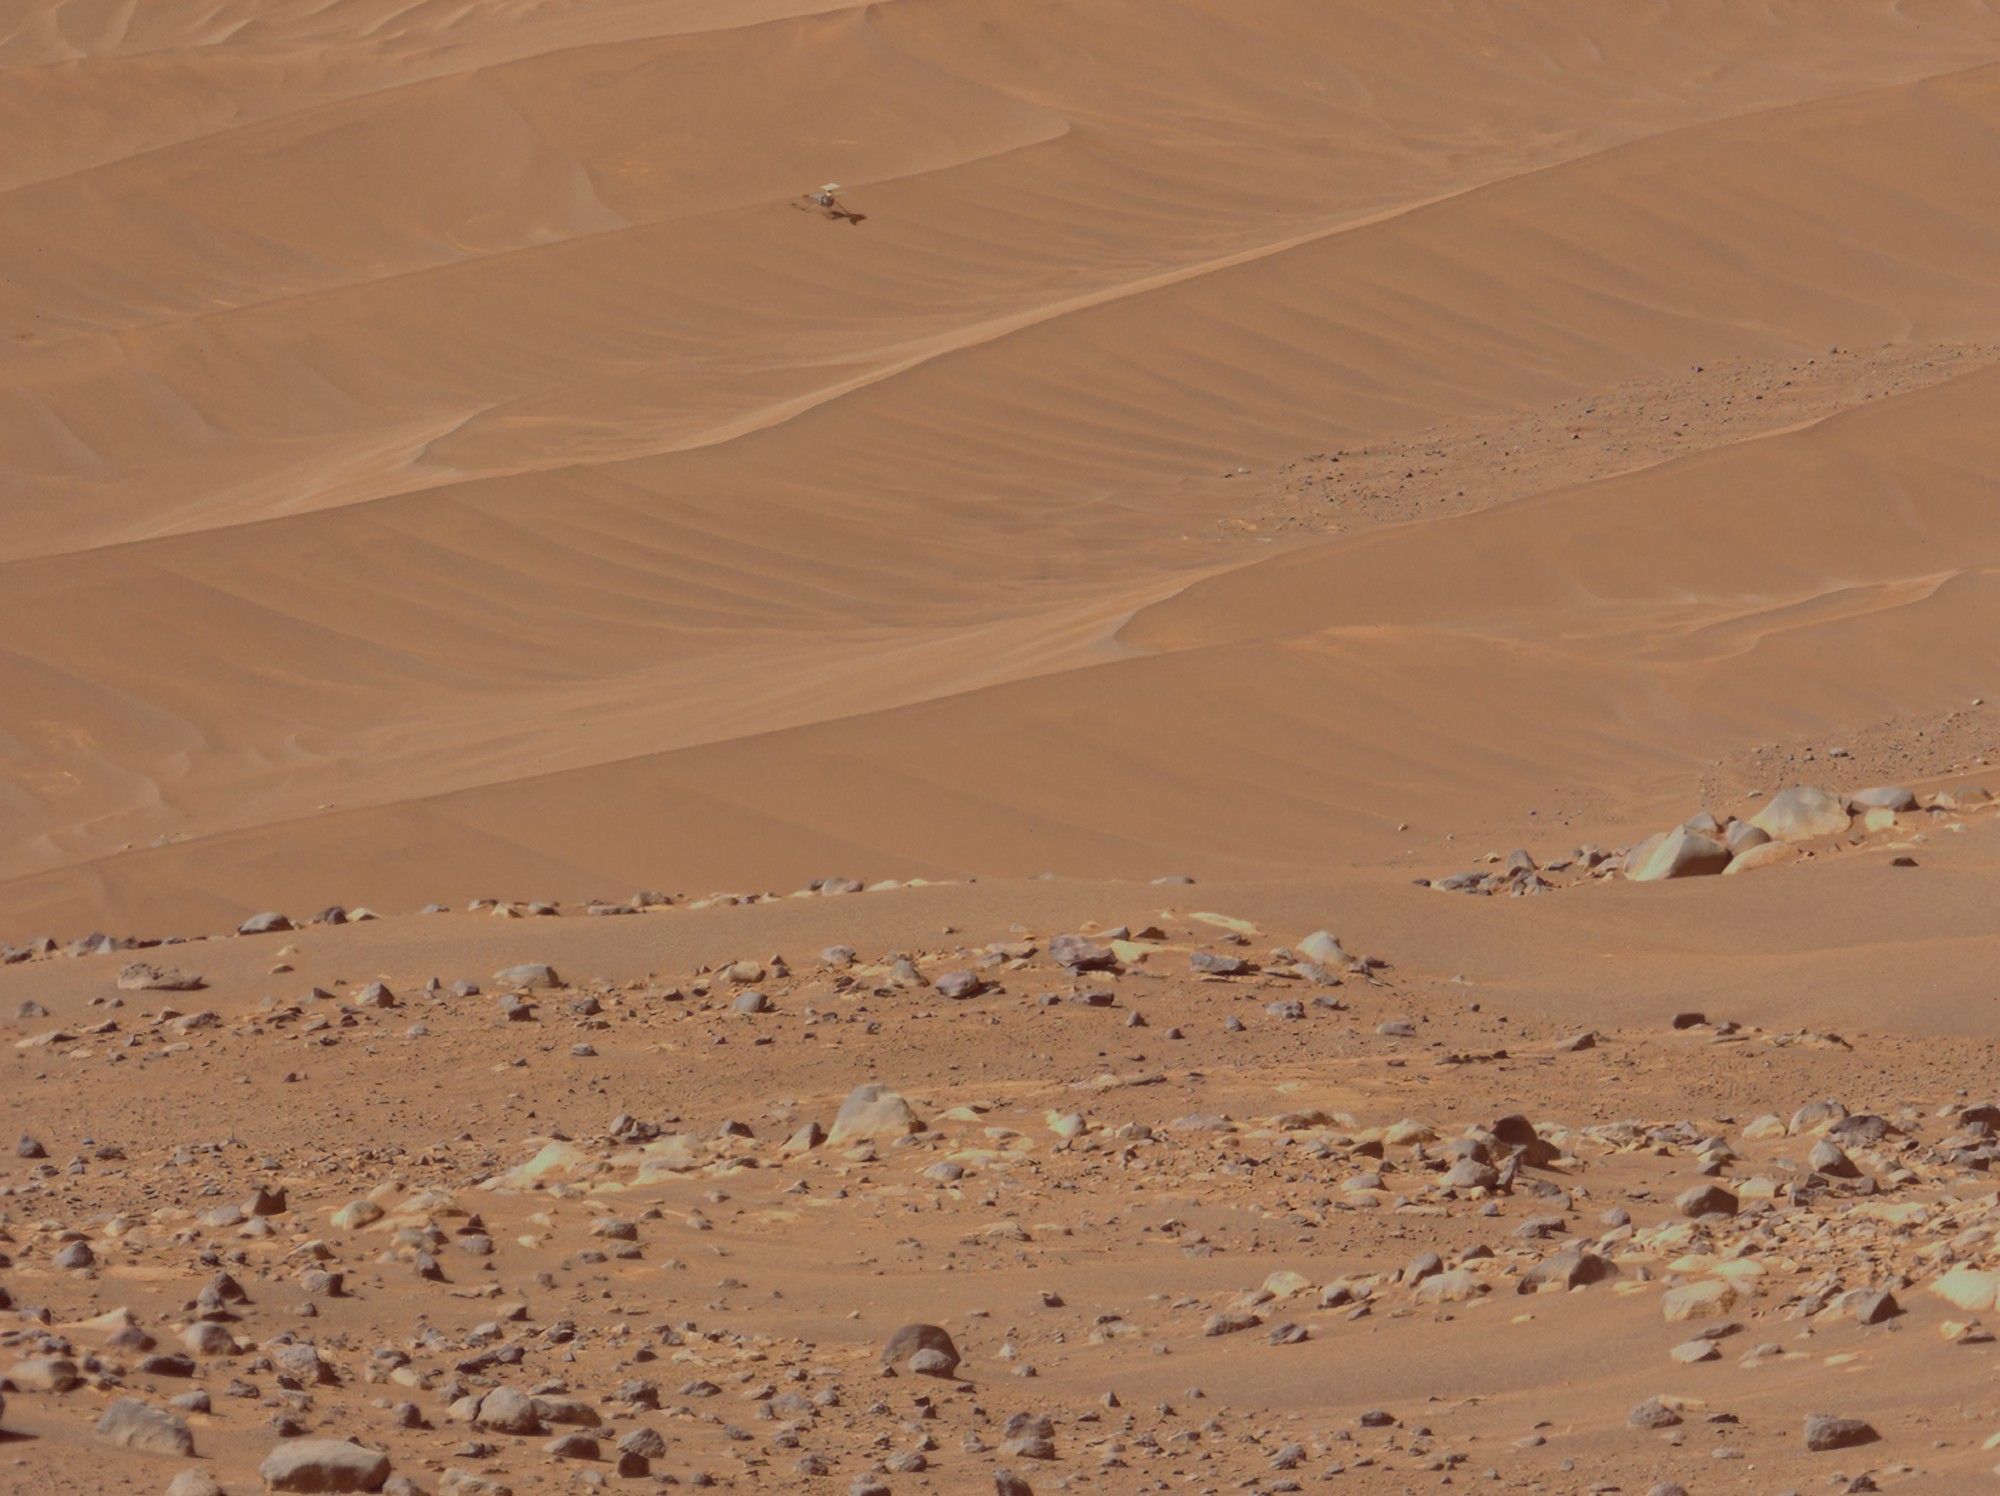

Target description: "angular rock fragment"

left=828, top=1083, right=922, bottom=1146
left=95, top=1398, right=195, bottom=1456
left=259, top=1439, right=392, bottom=1492
left=1626, top=826, right=1730, bottom=881
left=1749, top=786, right=1850, bottom=842
left=1802, top=1413, right=1878, bottom=1452
left=493, top=962, right=560, bottom=989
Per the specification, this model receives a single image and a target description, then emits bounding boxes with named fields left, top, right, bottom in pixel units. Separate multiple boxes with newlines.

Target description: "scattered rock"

left=1629, top=1397, right=1682, bottom=1429
left=1803, top=1414, right=1879, bottom=1452
left=493, top=963, right=560, bottom=989
left=1750, top=786, right=1851, bottom=842
left=828, top=1083, right=922, bottom=1146
left=95, top=1398, right=196, bottom=1456
left=1626, top=825, right=1731, bottom=881
left=881, top=1324, right=960, bottom=1377
left=117, top=962, right=205, bottom=991
left=259, top=1439, right=392, bottom=1492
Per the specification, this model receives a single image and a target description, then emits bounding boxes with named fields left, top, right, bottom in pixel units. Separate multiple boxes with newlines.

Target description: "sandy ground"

left=5, top=3, right=2000, bottom=1494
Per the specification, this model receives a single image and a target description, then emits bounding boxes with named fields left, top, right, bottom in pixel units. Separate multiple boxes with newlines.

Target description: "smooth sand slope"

left=6, top=3, right=2000, bottom=931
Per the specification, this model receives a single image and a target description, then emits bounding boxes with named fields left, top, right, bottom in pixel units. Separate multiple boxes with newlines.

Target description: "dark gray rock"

left=881, top=1324, right=960, bottom=1376
left=1803, top=1414, right=1878, bottom=1452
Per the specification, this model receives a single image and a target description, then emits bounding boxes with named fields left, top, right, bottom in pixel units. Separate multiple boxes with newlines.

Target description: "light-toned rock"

left=331, top=1199, right=383, bottom=1230
left=258, top=1438, right=391, bottom=1492
left=1296, top=930, right=1349, bottom=966
left=827, top=1083, right=922, bottom=1146
left=1723, top=840, right=1801, bottom=875
left=492, top=964, right=560, bottom=989
left=488, top=1141, right=591, bottom=1189
left=1929, top=1264, right=2000, bottom=1313
left=1626, top=826, right=1730, bottom=881
left=473, top=1387, right=541, bottom=1435
left=1725, top=820, right=1770, bottom=854
left=1261, top=1270, right=1314, bottom=1298
left=95, top=1398, right=195, bottom=1456
left=1411, top=1267, right=1485, bottom=1303
left=1661, top=1279, right=1737, bottom=1321
left=1850, top=785, right=1917, bottom=811
left=182, top=1321, right=238, bottom=1356
left=1749, top=785, right=1849, bottom=842
left=7, top=1355, right=79, bottom=1392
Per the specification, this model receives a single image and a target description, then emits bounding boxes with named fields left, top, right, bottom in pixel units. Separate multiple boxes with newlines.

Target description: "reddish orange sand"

left=3, top=5, right=2000, bottom=1494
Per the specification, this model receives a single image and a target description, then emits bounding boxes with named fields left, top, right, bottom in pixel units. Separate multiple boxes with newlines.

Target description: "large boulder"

left=882, top=1323, right=961, bottom=1376
left=1620, top=832, right=1664, bottom=874
left=259, top=1438, right=392, bottom=1492
left=237, top=912, right=294, bottom=936
left=1625, top=826, right=1730, bottom=882
left=1749, top=786, right=1850, bottom=842
left=827, top=1084, right=922, bottom=1147
left=94, top=1398, right=195, bottom=1456
left=473, top=1386, right=542, bottom=1435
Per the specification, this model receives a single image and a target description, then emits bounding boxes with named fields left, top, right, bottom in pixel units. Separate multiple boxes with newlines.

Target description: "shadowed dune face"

left=5, top=3, right=2000, bottom=934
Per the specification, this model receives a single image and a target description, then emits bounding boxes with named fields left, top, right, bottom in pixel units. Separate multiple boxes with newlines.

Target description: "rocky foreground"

left=5, top=824, right=2000, bottom=1495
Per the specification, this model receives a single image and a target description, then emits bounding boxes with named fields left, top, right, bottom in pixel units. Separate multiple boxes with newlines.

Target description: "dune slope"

left=5, top=19, right=2000, bottom=931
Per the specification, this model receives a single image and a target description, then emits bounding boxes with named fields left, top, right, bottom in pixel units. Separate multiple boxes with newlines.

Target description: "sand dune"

left=7, top=17, right=2000, bottom=932
left=10, top=8, right=2000, bottom=1495
left=4, top=355, right=1996, bottom=928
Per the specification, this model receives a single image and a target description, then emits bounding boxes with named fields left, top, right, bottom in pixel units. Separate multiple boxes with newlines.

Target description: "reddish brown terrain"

left=5, top=4, right=2000, bottom=1494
